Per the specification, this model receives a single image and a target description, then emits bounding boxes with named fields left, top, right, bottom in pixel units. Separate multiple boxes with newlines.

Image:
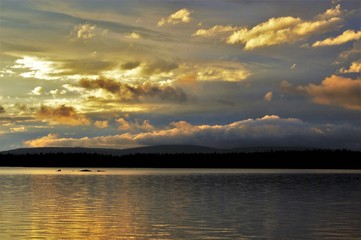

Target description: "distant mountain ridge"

left=1, top=145, right=310, bottom=155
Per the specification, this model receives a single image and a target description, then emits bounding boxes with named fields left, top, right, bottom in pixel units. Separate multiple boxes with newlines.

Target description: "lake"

left=0, top=168, right=360, bottom=239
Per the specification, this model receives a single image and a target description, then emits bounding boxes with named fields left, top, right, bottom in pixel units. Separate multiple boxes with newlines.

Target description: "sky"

left=0, top=0, right=360, bottom=151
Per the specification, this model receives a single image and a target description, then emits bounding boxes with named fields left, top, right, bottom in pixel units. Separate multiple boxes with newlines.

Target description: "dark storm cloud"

left=79, top=78, right=187, bottom=103
left=36, top=105, right=91, bottom=126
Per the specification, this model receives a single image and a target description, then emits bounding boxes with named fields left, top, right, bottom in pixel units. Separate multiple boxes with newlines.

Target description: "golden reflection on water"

left=0, top=173, right=154, bottom=239
left=25, top=175, right=149, bottom=240
left=0, top=168, right=361, bottom=240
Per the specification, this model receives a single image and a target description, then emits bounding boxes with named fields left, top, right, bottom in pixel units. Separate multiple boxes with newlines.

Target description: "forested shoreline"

left=0, top=150, right=360, bottom=169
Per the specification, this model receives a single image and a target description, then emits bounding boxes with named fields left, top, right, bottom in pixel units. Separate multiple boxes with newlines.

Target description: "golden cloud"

left=117, top=118, right=154, bottom=132
left=313, top=30, right=361, bottom=47
left=117, top=118, right=131, bottom=130
left=94, top=120, right=109, bottom=129
left=158, top=8, right=192, bottom=26
left=24, top=115, right=360, bottom=149
left=340, top=61, right=361, bottom=73
left=36, top=105, right=91, bottom=126
left=294, top=75, right=361, bottom=110
left=193, top=25, right=239, bottom=37
left=24, top=133, right=137, bottom=149
left=125, top=32, right=141, bottom=39
left=71, top=23, right=96, bottom=40
left=225, top=5, right=342, bottom=50
left=264, top=91, right=273, bottom=102
left=178, top=62, right=250, bottom=82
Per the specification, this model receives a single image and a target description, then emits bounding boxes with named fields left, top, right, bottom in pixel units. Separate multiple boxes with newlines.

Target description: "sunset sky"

left=0, top=0, right=360, bottom=151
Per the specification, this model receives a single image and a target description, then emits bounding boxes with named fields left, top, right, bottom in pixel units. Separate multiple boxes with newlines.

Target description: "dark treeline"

left=0, top=150, right=360, bottom=169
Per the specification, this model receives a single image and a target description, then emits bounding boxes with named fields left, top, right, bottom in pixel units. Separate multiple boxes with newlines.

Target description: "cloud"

left=317, top=3, right=342, bottom=19
left=29, top=86, right=43, bottom=96
left=12, top=56, right=64, bottom=80
left=103, top=59, right=178, bottom=80
left=117, top=118, right=154, bottom=132
left=94, top=120, right=109, bottom=129
left=24, top=115, right=361, bottom=149
left=10, top=56, right=115, bottom=80
left=339, top=41, right=361, bottom=59
left=61, top=60, right=115, bottom=75
left=24, top=133, right=137, bottom=149
left=264, top=91, right=273, bottom=102
left=158, top=8, right=192, bottom=26
left=226, top=5, right=342, bottom=50
left=141, top=59, right=178, bottom=75
left=312, top=30, right=361, bottom=47
left=125, top=32, right=141, bottom=39
left=193, top=25, right=239, bottom=37
left=50, top=89, right=67, bottom=96
left=117, top=118, right=131, bottom=130
left=71, top=23, right=96, bottom=40
left=0, top=105, right=5, bottom=114
left=178, top=62, right=250, bottom=82
left=36, top=105, right=91, bottom=126
left=10, top=126, right=27, bottom=133
left=284, top=75, right=361, bottom=110
left=78, top=78, right=187, bottom=103
left=120, top=61, right=141, bottom=70
left=340, top=61, right=361, bottom=73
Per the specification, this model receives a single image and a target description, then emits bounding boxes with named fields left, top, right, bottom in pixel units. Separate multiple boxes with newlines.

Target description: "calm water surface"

left=0, top=168, right=360, bottom=240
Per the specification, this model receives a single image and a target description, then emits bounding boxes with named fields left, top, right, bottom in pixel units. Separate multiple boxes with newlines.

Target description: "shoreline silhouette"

left=1, top=149, right=360, bottom=169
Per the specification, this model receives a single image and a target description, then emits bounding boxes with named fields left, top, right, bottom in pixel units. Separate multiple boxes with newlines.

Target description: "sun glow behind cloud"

left=11, top=56, right=64, bottom=80
left=0, top=1, right=360, bottom=151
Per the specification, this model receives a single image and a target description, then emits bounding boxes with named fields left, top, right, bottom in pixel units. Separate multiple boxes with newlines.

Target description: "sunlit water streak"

left=0, top=168, right=360, bottom=239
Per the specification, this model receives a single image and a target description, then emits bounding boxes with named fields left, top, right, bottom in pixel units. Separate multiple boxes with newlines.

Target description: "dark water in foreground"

left=0, top=168, right=360, bottom=240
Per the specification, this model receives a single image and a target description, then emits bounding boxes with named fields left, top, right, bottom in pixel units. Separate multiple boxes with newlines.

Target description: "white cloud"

left=29, top=86, right=43, bottom=96
left=158, top=8, right=192, bottom=26
left=12, top=56, right=63, bottom=80
left=313, top=30, right=361, bottom=47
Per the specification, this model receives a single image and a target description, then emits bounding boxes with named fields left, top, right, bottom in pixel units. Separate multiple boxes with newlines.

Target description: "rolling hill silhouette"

left=2, top=145, right=309, bottom=155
